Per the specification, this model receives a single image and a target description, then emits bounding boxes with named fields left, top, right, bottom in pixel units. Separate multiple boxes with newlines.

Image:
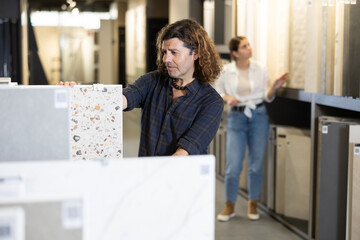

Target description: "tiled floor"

left=123, top=109, right=303, bottom=240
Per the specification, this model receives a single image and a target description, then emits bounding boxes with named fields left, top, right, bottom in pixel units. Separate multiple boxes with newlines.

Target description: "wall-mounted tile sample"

left=317, top=117, right=360, bottom=240
left=347, top=125, right=360, bottom=240
left=266, top=0, right=290, bottom=83
left=69, top=85, right=123, bottom=161
left=334, top=3, right=345, bottom=96
left=342, top=4, right=360, bottom=98
left=321, top=4, right=336, bottom=95
left=0, top=86, right=70, bottom=162
left=0, top=155, right=215, bottom=240
left=289, top=0, right=307, bottom=89
left=305, top=0, right=322, bottom=93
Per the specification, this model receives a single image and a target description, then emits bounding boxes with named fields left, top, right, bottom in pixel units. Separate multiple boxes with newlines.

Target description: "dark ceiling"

left=28, top=0, right=115, bottom=12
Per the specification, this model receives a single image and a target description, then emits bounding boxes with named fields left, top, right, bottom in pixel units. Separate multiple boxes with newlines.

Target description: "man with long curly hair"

left=122, top=18, right=224, bottom=156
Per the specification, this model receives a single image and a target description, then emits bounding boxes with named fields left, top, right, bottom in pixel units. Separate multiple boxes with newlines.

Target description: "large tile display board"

left=0, top=155, right=215, bottom=240
left=0, top=85, right=123, bottom=162
left=347, top=125, right=360, bottom=240
left=317, top=117, right=360, bottom=240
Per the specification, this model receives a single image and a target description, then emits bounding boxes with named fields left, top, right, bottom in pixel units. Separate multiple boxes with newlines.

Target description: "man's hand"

left=57, top=81, right=79, bottom=87
left=172, top=148, right=189, bottom=156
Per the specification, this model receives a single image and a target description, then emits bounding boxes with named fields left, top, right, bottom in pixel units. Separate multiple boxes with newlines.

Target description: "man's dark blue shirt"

left=123, top=71, right=224, bottom=156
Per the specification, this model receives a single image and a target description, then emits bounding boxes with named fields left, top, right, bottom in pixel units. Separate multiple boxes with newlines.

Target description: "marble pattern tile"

left=70, top=85, right=123, bottom=161
left=0, top=155, right=215, bottom=240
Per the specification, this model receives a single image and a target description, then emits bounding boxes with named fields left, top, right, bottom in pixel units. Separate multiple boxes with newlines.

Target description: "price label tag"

left=322, top=125, right=328, bottom=134
left=354, top=146, right=360, bottom=156
left=54, top=89, right=68, bottom=109
left=62, top=200, right=83, bottom=229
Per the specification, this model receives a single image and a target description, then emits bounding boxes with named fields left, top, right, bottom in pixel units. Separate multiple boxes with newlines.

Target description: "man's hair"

left=228, top=36, right=246, bottom=61
left=156, top=19, right=222, bottom=84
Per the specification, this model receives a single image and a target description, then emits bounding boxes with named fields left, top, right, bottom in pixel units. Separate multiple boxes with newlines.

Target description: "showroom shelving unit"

left=211, top=87, right=360, bottom=240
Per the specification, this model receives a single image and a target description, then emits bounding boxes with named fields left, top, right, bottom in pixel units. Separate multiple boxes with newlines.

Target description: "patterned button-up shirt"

left=123, top=71, right=224, bottom=156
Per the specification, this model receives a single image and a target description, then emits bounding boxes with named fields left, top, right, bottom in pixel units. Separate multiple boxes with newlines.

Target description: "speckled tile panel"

left=70, top=85, right=122, bottom=160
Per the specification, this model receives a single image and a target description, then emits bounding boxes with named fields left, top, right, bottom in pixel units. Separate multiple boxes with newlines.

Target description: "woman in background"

left=216, top=36, right=288, bottom=221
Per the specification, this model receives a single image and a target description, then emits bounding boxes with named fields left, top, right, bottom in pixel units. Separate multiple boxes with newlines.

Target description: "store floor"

left=123, top=109, right=302, bottom=240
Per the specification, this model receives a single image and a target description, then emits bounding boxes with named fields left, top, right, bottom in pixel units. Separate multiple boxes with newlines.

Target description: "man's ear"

left=193, top=49, right=199, bottom=61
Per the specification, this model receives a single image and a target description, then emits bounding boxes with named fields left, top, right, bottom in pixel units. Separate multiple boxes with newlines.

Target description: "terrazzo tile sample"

left=70, top=85, right=123, bottom=161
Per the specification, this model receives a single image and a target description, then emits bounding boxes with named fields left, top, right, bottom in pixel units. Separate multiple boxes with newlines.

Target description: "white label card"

left=54, top=89, right=68, bottom=109
left=354, top=147, right=360, bottom=156
left=0, top=208, right=25, bottom=240
left=62, top=200, right=83, bottom=229
left=322, top=125, right=328, bottom=134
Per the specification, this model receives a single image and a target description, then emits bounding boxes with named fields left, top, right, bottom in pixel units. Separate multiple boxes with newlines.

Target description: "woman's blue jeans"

left=224, top=105, right=269, bottom=202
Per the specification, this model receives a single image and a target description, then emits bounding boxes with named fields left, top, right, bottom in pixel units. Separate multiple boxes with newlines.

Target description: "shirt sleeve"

left=122, top=73, right=152, bottom=111
left=215, top=71, right=226, bottom=98
left=262, top=68, right=275, bottom=103
left=177, top=95, right=224, bottom=155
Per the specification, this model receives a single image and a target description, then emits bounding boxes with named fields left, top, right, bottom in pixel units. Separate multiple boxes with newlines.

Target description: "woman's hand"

left=273, top=72, right=289, bottom=90
left=267, top=72, right=289, bottom=100
left=223, top=95, right=241, bottom=106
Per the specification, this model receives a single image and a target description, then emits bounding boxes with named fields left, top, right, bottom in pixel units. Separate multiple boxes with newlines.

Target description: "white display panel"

left=0, top=155, right=215, bottom=240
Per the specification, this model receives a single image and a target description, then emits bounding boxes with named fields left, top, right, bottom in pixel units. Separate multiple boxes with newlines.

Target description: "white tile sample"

left=347, top=125, right=360, bottom=240
left=0, top=155, right=215, bottom=240
left=70, top=85, right=123, bottom=161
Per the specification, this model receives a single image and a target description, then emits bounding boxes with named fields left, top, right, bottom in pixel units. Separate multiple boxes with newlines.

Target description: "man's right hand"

left=57, top=81, right=79, bottom=87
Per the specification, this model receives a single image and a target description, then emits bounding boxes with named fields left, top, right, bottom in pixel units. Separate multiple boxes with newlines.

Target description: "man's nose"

left=163, top=53, right=171, bottom=62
